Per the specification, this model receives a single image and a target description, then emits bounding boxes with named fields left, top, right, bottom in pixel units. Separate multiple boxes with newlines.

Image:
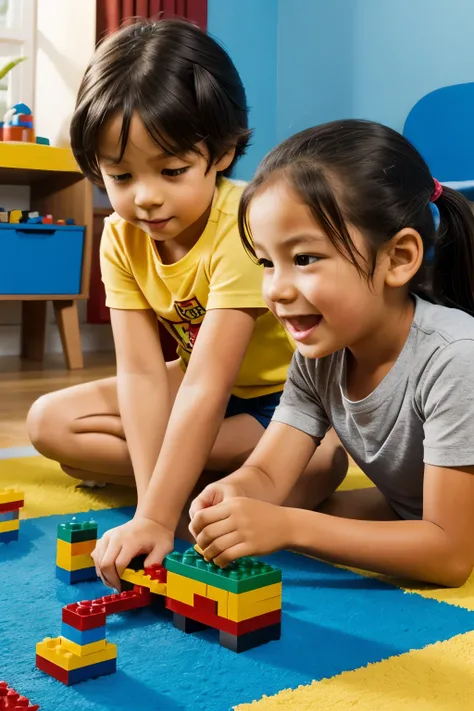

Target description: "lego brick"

left=57, top=521, right=98, bottom=544
left=62, top=602, right=106, bottom=631
left=166, top=571, right=207, bottom=606
left=0, top=500, right=23, bottom=513
left=193, top=593, right=218, bottom=615
left=219, top=622, right=281, bottom=653
left=56, top=565, right=97, bottom=584
left=60, top=636, right=107, bottom=657
left=0, top=681, right=39, bottom=710
left=227, top=595, right=282, bottom=623
left=61, top=622, right=106, bottom=646
left=95, top=587, right=151, bottom=615
left=144, top=563, right=167, bottom=583
left=172, top=612, right=208, bottom=634
left=36, top=653, right=116, bottom=686
left=227, top=583, right=282, bottom=622
left=0, top=530, right=18, bottom=544
left=165, top=548, right=282, bottom=594
left=206, top=584, right=229, bottom=618
left=35, top=136, right=50, bottom=145
left=0, top=519, right=19, bottom=534
left=56, top=549, right=94, bottom=571
left=165, top=596, right=281, bottom=636
left=0, top=489, right=23, bottom=505
left=56, top=538, right=95, bottom=557
left=0, top=509, right=19, bottom=522
left=120, top=567, right=166, bottom=596
left=36, top=636, right=116, bottom=671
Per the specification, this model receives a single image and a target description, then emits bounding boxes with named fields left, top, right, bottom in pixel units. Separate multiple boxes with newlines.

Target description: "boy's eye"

left=109, top=173, right=131, bottom=183
left=295, top=254, right=319, bottom=266
left=257, top=258, right=273, bottom=268
left=162, top=167, right=189, bottom=177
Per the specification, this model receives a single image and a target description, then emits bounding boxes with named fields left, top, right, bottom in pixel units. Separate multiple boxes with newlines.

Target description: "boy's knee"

left=27, top=393, right=61, bottom=452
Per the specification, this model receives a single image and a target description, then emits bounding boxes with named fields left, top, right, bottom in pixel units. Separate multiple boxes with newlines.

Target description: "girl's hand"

left=92, top=515, right=174, bottom=590
left=189, top=480, right=246, bottom=519
left=189, top=497, right=292, bottom=566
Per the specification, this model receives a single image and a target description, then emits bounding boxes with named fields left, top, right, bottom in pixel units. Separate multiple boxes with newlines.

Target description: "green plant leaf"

left=0, top=56, right=27, bottom=82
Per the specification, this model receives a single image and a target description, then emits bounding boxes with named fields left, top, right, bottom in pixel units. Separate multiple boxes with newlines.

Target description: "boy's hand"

left=92, top=515, right=174, bottom=590
left=189, top=497, right=291, bottom=567
left=189, top=480, right=246, bottom=519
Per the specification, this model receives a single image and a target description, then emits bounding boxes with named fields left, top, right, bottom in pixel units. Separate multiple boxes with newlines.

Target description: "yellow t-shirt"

left=100, top=178, right=294, bottom=398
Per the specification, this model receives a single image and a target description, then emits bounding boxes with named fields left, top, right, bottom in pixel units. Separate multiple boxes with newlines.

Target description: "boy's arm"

left=111, top=308, right=171, bottom=503
left=138, top=307, right=260, bottom=528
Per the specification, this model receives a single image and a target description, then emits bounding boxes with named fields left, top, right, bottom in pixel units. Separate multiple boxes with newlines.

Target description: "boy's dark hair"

left=239, top=119, right=474, bottom=316
left=70, top=19, right=251, bottom=183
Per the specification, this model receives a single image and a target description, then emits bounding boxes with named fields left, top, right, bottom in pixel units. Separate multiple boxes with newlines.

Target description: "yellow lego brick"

left=56, top=549, right=94, bottom=571
left=36, top=637, right=116, bottom=671
left=166, top=571, right=207, bottom=606
left=0, top=519, right=20, bottom=534
left=56, top=538, right=95, bottom=557
left=60, top=637, right=106, bottom=657
left=0, top=489, right=23, bottom=505
left=206, top=584, right=229, bottom=618
left=227, top=583, right=282, bottom=623
left=120, top=567, right=167, bottom=596
left=149, top=579, right=167, bottom=596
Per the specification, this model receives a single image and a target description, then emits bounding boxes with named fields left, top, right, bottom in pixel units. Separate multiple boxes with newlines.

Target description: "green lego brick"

left=164, top=548, right=281, bottom=594
left=57, top=521, right=98, bottom=544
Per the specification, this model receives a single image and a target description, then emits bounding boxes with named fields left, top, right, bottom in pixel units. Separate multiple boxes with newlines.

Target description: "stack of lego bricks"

left=56, top=521, right=98, bottom=584
left=164, top=547, right=282, bottom=652
left=0, top=681, right=39, bottom=710
left=36, top=588, right=151, bottom=685
left=0, top=489, right=24, bottom=543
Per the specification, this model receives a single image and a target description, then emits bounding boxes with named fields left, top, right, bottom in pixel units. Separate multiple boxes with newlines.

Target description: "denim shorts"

left=224, top=391, right=282, bottom=429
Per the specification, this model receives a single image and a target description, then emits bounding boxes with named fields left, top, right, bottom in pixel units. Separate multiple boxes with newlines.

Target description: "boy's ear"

left=384, top=227, right=424, bottom=288
left=215, top=146, right=236, bottom=173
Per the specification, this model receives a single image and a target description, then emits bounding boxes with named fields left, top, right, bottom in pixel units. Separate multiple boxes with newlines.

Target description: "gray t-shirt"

left=273, top=295, right=474, bottom=520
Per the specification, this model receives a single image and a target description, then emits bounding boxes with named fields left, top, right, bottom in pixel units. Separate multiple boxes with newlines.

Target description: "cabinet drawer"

left=0, top=224, right=85, bottom=295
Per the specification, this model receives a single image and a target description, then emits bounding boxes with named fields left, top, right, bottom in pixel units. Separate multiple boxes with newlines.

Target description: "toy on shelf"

left=0, top=208, right=75, bottom=225
left=0, top=681, right=39, bottom=710
left=0, top=489, right=24, bottom=543
left=0, top=103, right=49, bottom=145
left=37, top=536, right=282, bottom=685
left=56, top=521, right=98, bottom=584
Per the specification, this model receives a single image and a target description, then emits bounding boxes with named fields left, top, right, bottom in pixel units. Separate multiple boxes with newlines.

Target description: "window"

left=0, top=0, right=35, bottom=120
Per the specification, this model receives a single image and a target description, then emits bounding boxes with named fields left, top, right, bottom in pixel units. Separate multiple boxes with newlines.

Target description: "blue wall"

left=209, top=0, right=474, bottom=179
left=207, top=0, right=278, bottom=181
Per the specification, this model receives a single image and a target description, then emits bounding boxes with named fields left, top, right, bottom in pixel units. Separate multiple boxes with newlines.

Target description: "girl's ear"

left=384, top=228, right=424, bottom=288
left=215, top=146, right=236, bottom=173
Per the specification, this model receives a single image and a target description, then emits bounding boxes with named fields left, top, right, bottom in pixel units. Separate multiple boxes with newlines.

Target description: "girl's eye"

left=295, top=254, right=319, bottom=266
left=162, top=167, right=189, bottom=177
left=109, top=173, right=131, bottom=183
left=257, top=258, right=273, bottom=268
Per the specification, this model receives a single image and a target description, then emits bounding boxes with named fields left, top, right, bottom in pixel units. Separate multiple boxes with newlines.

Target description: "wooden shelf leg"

left=53, top=300, right=84, bottom=370
left=21, top=301, right=47, bottom=361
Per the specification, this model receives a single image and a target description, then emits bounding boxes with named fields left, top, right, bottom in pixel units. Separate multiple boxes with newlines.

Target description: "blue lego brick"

left=35, top=136, right=50, bottom=145
left=67, top=657, right=117, bottom=684
left=56, top=565, right=97, bottom=584
left=61, top=622, right=106, bottom=646
left=10, top=116, right=33, bottom=127
left=26, top=216, right=43, bottom=224
left=0, top=529, right=18, bottom=543
left=0, top=509, right=19, bottom=522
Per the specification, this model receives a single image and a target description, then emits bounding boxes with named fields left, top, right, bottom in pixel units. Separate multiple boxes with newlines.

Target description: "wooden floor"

left=0, top=352, right=116, bottom=448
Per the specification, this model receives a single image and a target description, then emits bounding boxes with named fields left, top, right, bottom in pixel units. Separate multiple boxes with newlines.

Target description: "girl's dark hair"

left=239, top=119, right=474, bottom=316
left=71, top=19, right=251, bottom=183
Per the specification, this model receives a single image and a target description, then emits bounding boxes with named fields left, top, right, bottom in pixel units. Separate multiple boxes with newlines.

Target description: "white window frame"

left=0, top=0, right=36, bottom=115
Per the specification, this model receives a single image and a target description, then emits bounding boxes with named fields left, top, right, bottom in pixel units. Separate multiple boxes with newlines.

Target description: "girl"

left=27, top=20, right=344, bottom=590
left=190, top=119, right=474, bottom=587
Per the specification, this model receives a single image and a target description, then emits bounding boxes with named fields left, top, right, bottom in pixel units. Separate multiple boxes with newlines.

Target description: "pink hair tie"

left=431, top=178, right=443, bottom=202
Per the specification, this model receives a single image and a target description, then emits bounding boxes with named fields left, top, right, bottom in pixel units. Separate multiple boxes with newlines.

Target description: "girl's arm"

left=193, top=461, right=474, bottom=587
left=111, top=308, right=171, bottom=503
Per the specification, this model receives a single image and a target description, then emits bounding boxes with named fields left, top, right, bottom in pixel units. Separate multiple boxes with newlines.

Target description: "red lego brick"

left=95, top=587, right=151, bottom=615
left=62, top=601, right=106, bottom=631
left=35, top=655, right=69, bottom=685
left=165, top=597, right=281, bottom=636
left=144, top=563, right=167, bottom=583
left=193, top=593, right=218, bottom=616
left=0, top=681, right=40, bottom=709
left=0, top=501, right=23, bottom=513
left=41, top=215, right=53, bottom=224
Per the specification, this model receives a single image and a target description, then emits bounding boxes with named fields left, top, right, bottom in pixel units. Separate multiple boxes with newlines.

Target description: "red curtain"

left=96, top=0, right=207, bottom=41
left=89, top=0, right=208, bottom=363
